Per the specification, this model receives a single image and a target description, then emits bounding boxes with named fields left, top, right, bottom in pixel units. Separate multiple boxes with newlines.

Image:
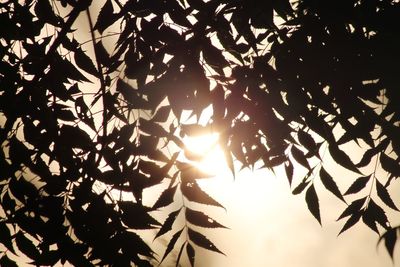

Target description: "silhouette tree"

left=1, top=0, right=399, bottom=266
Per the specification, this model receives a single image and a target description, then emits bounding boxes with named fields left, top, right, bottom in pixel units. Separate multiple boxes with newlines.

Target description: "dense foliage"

left=1, top=0, right=399, bottom=265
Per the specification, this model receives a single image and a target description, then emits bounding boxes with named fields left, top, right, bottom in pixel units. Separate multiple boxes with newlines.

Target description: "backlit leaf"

left=181, top=180, right=224, bottom=208
left=188, top=228, right=225, bottom=255
left=0, top=254, right=18, bottom=267
left=94, top=0, right=115, bottom=34
left=155, top=209, right=181, bottom=239
left=185, top=208, right=227, bottom=228
left=160, top=228, right=184, bottom=263
left=344, top=175, right=370, bottom=195
left=305, top=184, right=321, bottom=225
left=337, top=197, right=366, bottom=221
left=329, top=145, right=361, bottom=174
left=376, top=179, right=399, bottom=211
left=74, top=48, right=98, bottom=76
left=338, top=212, right=361, bottom=235
left=320, top=167, right=345, bottom=203
left=378, top=228, right=399, bottom=258
left=291, top=145, right=311, bottom=170
left=153, top=185, right=178, bottom=210
left=15, top=232, right=40, bottom=260
left=187, top=243, right=195, bottom=267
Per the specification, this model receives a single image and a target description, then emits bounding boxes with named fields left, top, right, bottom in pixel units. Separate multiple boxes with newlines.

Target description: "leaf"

left=187, top=243, right=195, bottom=267
left=338, top=212, right=361, bottom=235
left=176, top=242, right=186, bottom=267
left=298, top=130, right=318, bottom=154
left=337, top=197, right=366, bottom=221
left=368, top=199, right=389, bottom=229
left=319, top=167, right=345, bottom=203
left=153, top=185, right=178, bottom=210
left=152, top=105, right=171, bottom=122
left=380, top=153, right=400, bottom=177
left=0, top=254, right=18, bottom=267
left=15, top=232, right=40, bottom=260
left=285, top=161, right=294, bottom=186
left=94, top=0, right=115, bottom=34
left=305, top=184, right=321, bottom=225
left=160, top=228, right=184, bottom=263
left=181, top=180, right=224, bottom=208
left=185, top=208, right=227, bottom=229
left=329, top=145, right=361, bottom=174
left=292, top=169, right=313, bottom=195
left=34, top=0, right=60, bottom=26
left=0, top=222, right=15, bottom=254
left=74, top=48, right=98, bottom=76
left=378, top=228, right=398, bottom=259
left=291, top=145, right=311, bottom=170
left=187, top=228, right=225, bottom=255
left=344, top=175, right=370, bottom=195
left=376, top=179, right=399, bottom=211
left=154, top=209, right=181, bottom=239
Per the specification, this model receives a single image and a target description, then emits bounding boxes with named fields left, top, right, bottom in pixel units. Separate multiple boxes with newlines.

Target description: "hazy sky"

left=189, top=163, right=400, bottom=267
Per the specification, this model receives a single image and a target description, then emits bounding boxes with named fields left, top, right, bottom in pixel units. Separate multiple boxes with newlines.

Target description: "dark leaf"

left=344, top=175, right=370, bottom=195
left=0, top=254, right=18, bottom=267
left=283, top=161, right=293, bottom=186
left=152, top=105, right=171, bottom=123
left=368, top=199, right=389, bottom=229
left=338, top=212, right=361, bottom=235
left=291, top=145, right=311, bottom=170
left=94, top=0, right=115, bottom=34
left=0, top=222, right=15, bottom=254
left=320, top=167, right=345, bottom=203
left=155, top=209, right=181, bottom=239
left=188, top=228, right=225, bottom=255
left=187, top=243, right=195, bottom=267
left=74, top=48, right=98, bottom=76
left=292, top=170, right=312, bottom=195
left=337, top=197, right=366, bottom=221
left=376, top=179, right=399, bottom=211
left=185, top=208, right=227, bottom=229
left=120, top=202, right=161, bottom=229
left=34, top=0, right=60, bottom=26
left=305, top=184, right=321, bottom=225
left=176, top=242, right=186, bottom=267
left=298, top=130, right=318, bottom=154
left=378, top=228, right=398, bottom=259
left=380, top=153, right=400, bottom=177
left=181, top=180, right=224, bottom=208
left=15, top=232, right=40, bottom=260
left=160, top=228, right=184, bottom=263
left=153, top=185, right=178, bottom=210
left=329, top=145, right=361, bottom=174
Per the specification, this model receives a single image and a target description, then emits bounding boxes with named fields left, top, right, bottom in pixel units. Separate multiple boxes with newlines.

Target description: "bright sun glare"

left=182, top=133, right=229, bottom=177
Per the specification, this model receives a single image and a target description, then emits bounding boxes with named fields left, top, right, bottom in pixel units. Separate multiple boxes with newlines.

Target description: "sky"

left=190, top=162, right=400, bottom=267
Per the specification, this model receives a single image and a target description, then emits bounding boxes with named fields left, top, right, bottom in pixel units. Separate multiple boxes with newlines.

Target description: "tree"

left=1, top=0, right=399, bottom=266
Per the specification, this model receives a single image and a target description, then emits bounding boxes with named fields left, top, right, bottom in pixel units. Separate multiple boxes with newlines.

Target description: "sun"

left=182, top=133, right=230, bottom=177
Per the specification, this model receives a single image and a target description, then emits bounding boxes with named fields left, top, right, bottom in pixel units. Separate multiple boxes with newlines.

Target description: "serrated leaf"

left=305, top=184, right=321, bottom=225
left=94, top=0, right=115, bottom=34
left=380, top=153, right=400, bottom=177
left=291, top=145, right=311, bottom=170
left=187, top=243, right=195, bottom=267
left=368, top=199, right=389, bottom=229
left=356, top=148, right=378, bottom=168
left=154, top=209, right=181, bottom=239
left=362, top=209, right=379, bottom=234
left=185, top=208, right=227, bottom=229
left=15, top=232, right=40, bottom=260
left=34, top=0, right=60, bottom=26
left=376, top=179, right=399, bottom=211
left=160, top=228, right=184, bottom=263
left=338, top=212, right=361, bottom=235
left=379, top=228, right=398, bottom=259
left=181, top=180, right=224, bottom=208
left=329, top=145, right=361, bottom=174
left=344, top=175, right=370, bottom=195
left=320, top=167, right=345, bottom=203
left=188, top=228, right=225, bottom=255
left=337, top=197, right=366, bottom=221
left=153, top=185, right=178, bottom=210
left=74, top=48, right=98, bottom=76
